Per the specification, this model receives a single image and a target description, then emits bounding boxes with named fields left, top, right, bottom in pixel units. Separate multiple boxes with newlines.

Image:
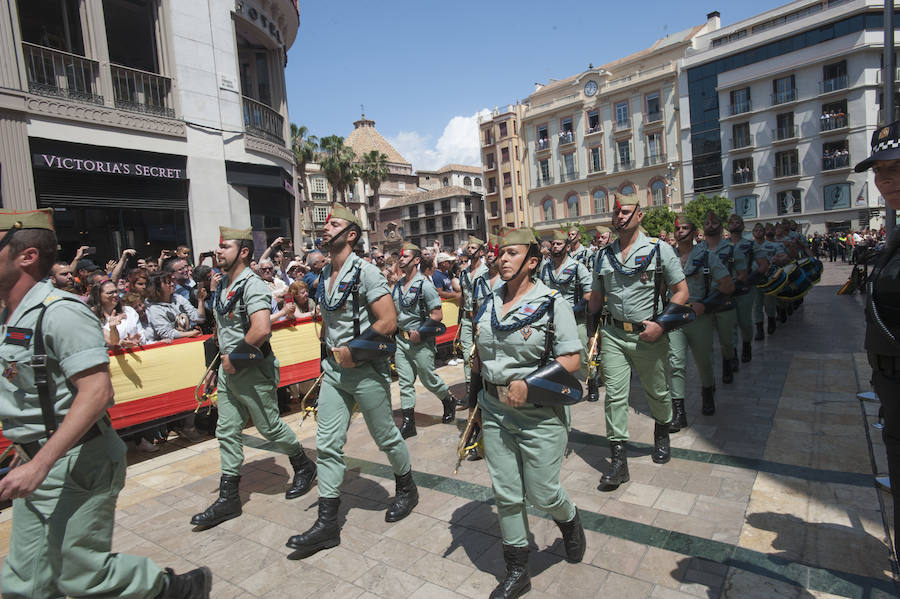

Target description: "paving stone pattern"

left=0, top=262, right=896, bottom=598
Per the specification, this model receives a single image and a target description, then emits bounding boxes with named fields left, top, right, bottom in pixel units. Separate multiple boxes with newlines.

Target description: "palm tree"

left=358, top=150, right=389, bottom=244
left=290, top=123, right=318, bottom=206
left=319, top=135, right=357, bottom=203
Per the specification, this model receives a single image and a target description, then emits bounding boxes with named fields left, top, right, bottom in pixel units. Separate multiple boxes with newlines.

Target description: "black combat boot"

left=587, top=377, right=600, bottom=402
left=399, top=408, right=417, bottom=439
left=157, top=567, right=212, bottom=598
left=670, top=398, right=688, bottom=433
left=385, top=470, right=419, bottom=522
left=285, top=452, right=317, bottom=500
left=441, top=395, right=456, bottom=423
left=741, top=341, right=752, bottom=363
left=489, top=545, right=531, bottom=599
left=599, top=442, right=629, bottom=490
left=722, top=357, right=734, bottom=384
left=652, top=421, right=671, bottom=464
left=190, top=475, right=241, bottom=529
left=767, top=317, right=777, bottom=334
left=286, top=496, right=341, bottom=556
left=701, top=386, right=716, bottom=415
left=755, top=322, right=765, bottom=341
left=778, top=306, right=787, bottom=323
left=554, top=507, right=586, bottom=563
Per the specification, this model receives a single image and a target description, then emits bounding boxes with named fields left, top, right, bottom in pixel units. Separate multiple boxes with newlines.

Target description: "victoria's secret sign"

left=33, top=154, right=186, bottom=179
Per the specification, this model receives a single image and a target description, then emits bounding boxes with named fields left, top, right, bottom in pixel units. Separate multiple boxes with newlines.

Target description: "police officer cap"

left=614, top=194, right=640, bottom=209
left=401, top=241, right=420, bottom=252
left=467, top=235, right=485, bottom=248
left=328, top=204, right=362, bottom=228
left=0, top=208, right=54, bottom=232
left=549, top=229, right=568, bottom=242
left=219, top=226, right=252, bottom=241
left=499, top=227, right=538, bottom=248
left=855, top=120, right=900, bottom=172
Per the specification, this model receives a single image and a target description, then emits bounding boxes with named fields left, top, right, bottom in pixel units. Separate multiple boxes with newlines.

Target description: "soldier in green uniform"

left=190, top=227, right=316, bottom=530
left=286, top=205, right=416, bottom=557
left=459, top=235, right=489, bottom=402
left=726, top=215, right=768, bottom=361
left=670, top=214, right=735, bottom=422
left=588, top=196, right=690, bottom=489
left=392, top=241, right=456, bottom=438
left=750, top=223, right=773, bottom=340
left=0, top=210, right=210, bottom=599
left=472, top=227, right=586, bottom=599
left=567, top=225, right=590, bottom=266
left=763, top=223, right=791, bottom=332
left=695, top=211, right=739, bottom=383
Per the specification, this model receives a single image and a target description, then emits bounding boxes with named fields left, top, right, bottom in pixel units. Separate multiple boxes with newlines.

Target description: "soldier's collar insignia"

left=521, top=325, right=533, bottom=340
left=4, top=327, right=32, bottom=347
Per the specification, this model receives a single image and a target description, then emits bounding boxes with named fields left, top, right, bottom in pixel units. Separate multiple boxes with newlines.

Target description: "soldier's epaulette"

left=648, top=237, right=659, bottom=243
left=547, top=289, right=559, bottom=298
left=43, top=295, right=61, bottom=306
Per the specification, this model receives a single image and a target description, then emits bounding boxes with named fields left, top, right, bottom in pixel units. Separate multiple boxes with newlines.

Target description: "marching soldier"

left=855, top=120, right=900, bottom=560
left=764, top=223, right=792, bottom=330
left=749, top=223, right=774, bottom=340
left=472, top=227, right=586, bottom=598
left=670, top=214, right=735, bottom=422
left=286, top=205, right=417, bottom=557
left=726, top=215, right=768, bottom=361
left=696, top=211, right=739, bottom=383
left=567, top=225, right=590, bottom=266
left=0, top=209, right=210, bottom=599
left=459, top=235, right=489, bottom=402
left=588, top=196, right=690, bottom=489
left=191, top=227, right=316, bottom=530
left=392, top=241, right=456, bottom=438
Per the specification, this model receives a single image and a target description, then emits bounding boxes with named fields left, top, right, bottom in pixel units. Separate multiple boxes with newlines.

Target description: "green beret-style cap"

left=0, top=208, right=54, bottom=232
left=595, top=225, right=610, bottom=235
left=467, top=235, right=484, bottom=247
left=614, top=194, right=640, bottom=209
left=499, top=227, right=538, bottom=248
left=328, top=203, right=362, bottom=228
left=673, top=213, right=695, bottom=228
left=401, top=241, right=420, bottom=252
left=219, top=226, right=252, bottom=241
left=548, top=229, right=567, bottom=242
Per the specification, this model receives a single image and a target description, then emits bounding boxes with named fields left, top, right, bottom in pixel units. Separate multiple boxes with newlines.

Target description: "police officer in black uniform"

left=855, top=121, right=900, bottom=560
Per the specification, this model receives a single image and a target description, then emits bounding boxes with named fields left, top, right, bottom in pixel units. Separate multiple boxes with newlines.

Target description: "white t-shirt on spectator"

left=102, top=305, right=145, bottom=344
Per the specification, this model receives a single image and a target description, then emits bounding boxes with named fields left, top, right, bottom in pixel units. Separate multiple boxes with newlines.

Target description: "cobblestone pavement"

left=1, top=261, right=897, bottom=598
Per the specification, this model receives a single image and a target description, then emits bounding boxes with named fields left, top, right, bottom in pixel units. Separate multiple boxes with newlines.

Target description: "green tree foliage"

left=684, top=194, right=733, bottom=228
left=319, top=135, right=357, bottom=203
left=641, top=206, right=676, bottom=237
left=290, top=123, right=318, bottom=202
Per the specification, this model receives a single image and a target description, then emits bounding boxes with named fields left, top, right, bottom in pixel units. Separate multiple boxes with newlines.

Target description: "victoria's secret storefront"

left=30, top=138, right=189, bottom=261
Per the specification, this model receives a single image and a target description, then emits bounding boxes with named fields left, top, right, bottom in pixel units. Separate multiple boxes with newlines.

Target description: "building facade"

left=386, top=186, right=486, bottom=254
left=0, top=0, right=299, bottom=260
left=417, top=164, right=483, bottom=193
left=679, top=0, right=897, bottom=232
left=479, top=104, right=528, bottom=233
left=518, top=22, right=714, bottom=235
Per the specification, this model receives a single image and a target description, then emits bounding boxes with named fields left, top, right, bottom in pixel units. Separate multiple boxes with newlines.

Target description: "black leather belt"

left=873, top=353, right=900, bottom=377
left=16, top=415, right=109, bottom=460
left=484, top=381, right=506, bottom=396
left=610, top=319, right=645, bottom=333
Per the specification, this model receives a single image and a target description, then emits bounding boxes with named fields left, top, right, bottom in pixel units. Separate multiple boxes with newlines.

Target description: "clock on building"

left=584, top=81, right=598, bottom=97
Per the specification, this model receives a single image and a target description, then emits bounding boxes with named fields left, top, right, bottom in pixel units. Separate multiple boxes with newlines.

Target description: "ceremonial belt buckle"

left=399, top=330, right=410, bottom=340
left=623, top=322, right=635, bottom=333
left=495, top=383, right=511, bottom=403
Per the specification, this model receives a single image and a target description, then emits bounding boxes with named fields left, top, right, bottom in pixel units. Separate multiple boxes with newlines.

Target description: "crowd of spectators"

left=820, top=109, right=847, bottom=131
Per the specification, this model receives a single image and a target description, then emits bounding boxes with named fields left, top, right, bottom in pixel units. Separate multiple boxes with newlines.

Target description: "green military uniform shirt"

left=392, top=272, right=441, bottom=332
left=460, top=261, right=489, bottom=312
left=704, top=238, right=736, bottom=279
left=593, top=233, right=684, bottom=323
left=475, top=281, right=582, bottom=385
left=681, top=243, right=730, bottom=303
left=733, top=233, right=766, bottom=273
left=0, top=281, right=110, bottom=443
left=215, top=267, right=273, bottom=353
left=759, top=239, right=786, bottom=260
left=569, top=244, right=590, bottom=266
left=319, top=252, right=390, bottom=347
left=539, top=256, right=592, bottom=313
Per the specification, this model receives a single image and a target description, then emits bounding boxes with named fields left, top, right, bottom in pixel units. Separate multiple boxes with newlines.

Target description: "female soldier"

left=471, top=227, right=585, bottom=599
left=854, top=122, right=900, bottom=560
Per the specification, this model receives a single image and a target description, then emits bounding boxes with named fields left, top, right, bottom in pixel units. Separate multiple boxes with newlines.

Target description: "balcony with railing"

left=483, top=134, right=495, bottom=146
left=774, top=162, right=799, bottom=179
left=645, top=111, right=663, bottom=124
left=823, top=151, right=851, bottom=171
left=730, top=135, right=754, bottom=151
left=729, top=100, right=751, bottom=116
left=644, top=153, right=666, bottom=167
left=818, top=75, right=848, bottom=94
left=588, top=158, right=604, bottom=174
left=534, top=175, right=554, bottom=188
left=535, top=138, right=551, bottom=152
left=771, top=89, right=797, bottom=105
left=111, top=64, right=175, bottom=118
left=559, top=169, right=579, bottom=183
left=615, top=118, right=631, bottom=132
left=731, top=170, right=755, bottom=186
left=772, top=125, right=799, bottom=142
left=586, top=124, right=603, bottom=136
left=242, top=96, right=285, bottom=144
left=558, top=131, right=575, bottom=145
left=22, top=42, right=103, bottom=104
left=614, top=160, right=635, bottom=172
left=820, top=113, right=848, bottom=132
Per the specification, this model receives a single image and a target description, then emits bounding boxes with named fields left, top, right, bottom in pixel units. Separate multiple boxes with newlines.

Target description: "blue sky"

left=285, top=0, right=789, bottom=171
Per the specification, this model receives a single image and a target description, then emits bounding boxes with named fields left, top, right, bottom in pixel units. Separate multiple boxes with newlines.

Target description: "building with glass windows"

left=479, top=104, right=528, bottom=233
left=517, top=20, right=716, bottom=235
left=0, top=0, right=300, bottom=261
left=678, top=0, right=897, bottom=232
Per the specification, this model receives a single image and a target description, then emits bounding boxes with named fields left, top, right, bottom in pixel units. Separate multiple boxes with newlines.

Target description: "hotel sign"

left=33, top=153, right=186, bottom=180
left=234, top=0, right=286, bottom=49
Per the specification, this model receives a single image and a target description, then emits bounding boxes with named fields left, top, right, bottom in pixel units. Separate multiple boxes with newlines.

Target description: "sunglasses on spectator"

left=259, top=267, right=274, bottom=272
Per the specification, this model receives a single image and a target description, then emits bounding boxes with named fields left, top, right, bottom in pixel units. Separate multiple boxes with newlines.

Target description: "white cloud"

left=388, top=109, right=491, bottom=172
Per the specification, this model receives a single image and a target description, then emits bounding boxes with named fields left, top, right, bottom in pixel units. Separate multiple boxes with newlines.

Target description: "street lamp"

left=665, top=163, right=679, bottom=204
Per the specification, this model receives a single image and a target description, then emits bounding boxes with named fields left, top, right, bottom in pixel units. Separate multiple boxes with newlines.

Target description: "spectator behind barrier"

left=88, top=280, right=143, bottom=348
left=144, top=273, right=205, bottom=342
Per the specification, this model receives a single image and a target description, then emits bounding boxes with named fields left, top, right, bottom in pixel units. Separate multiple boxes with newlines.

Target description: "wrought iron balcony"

left=111, top=64, right=175, bottom=118
left=242, top=96, right=285, bottom=144
left=729, top=101, right=751, bottom=116
left=772, top=125, right=799, bottom=141
left=558, top=131, right=574, bottom=145
left=559, top=169, right=579, bottom=183
left=771, top=89, right=797, bottom=105
left=644, top=153, right=666, bottom=167
left=22, top=42, right=102, bottom=104
left=534, top=175, right=554, bottom=188
left=820, top=114, right=848, bottom=131
left=732, top=171, right=754, bottom=185
left=535, top=139, right=551, bottom=152
left=818, top=75, right=848, bottom=94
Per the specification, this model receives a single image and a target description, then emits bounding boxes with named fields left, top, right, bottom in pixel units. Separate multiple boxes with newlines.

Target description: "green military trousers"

left=459, top=317, right=475, bottom=383
left=601, top=326, right=672, bottom=442
left=216, top=355, right=304, bottom=476
left=576, top=315, right=589, bottom=379
left=751, top=286, right=767, bottom=323
left=763, top=292, right=777, bottom=319
left=480, top=384, right=575, bottom=547
left=1, top=429, right=164, bottom=599
left=670, top=314, right=716, bottom=393
left=711, top=308, right=737, bottom=362
left=395, top=336, right=450, bottom=410
left=733, top=292, right=754, bottom=345
left=316, top=356, right=411, bottom=498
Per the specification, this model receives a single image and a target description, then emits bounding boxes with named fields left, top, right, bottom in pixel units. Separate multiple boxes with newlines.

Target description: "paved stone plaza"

left=0, top=261, right=896, bottom=598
